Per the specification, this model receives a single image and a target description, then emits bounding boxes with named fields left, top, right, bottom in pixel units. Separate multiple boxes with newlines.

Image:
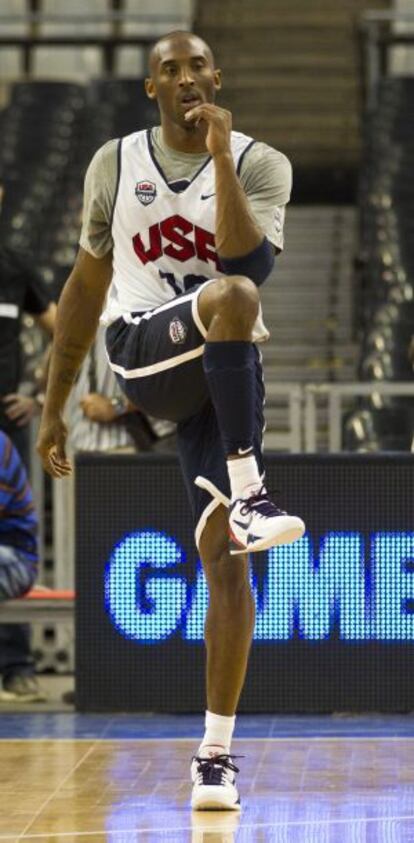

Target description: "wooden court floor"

left=1, top=725, right=414, bottom=841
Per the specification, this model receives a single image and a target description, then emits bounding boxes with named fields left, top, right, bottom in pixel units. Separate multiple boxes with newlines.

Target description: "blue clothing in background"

left=0, top=431, right=38, bottom=564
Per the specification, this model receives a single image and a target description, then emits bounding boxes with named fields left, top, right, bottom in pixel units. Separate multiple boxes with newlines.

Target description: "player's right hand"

left=37, top=414, right=72, bottom=478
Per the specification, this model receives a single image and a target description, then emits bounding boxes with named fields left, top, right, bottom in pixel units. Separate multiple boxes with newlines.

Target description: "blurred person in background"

left=0, top=179, right=56, bottom=701
left=0, top=179, right=56, bottom=463
left=0, top=431, right=45, bottom=702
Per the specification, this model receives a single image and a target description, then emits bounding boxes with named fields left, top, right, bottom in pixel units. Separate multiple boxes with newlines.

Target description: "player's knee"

left=216, top=275, right=259, bottom=324
left=198, top=274, right=259, bottom=331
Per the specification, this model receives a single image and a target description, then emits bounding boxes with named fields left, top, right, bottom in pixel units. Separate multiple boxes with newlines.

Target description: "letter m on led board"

left=254, top=533, right=367, bottom=640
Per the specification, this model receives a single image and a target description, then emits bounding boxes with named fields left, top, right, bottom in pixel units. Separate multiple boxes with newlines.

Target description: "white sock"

left=197, top=710, right=236, bottom=757
left=227, top=454, right=262, bottom=501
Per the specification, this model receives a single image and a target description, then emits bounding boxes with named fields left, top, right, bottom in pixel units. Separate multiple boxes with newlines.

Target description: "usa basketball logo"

left=135, top=180, right=156, bottom=206
left=169, top=317, right=187, bottom=345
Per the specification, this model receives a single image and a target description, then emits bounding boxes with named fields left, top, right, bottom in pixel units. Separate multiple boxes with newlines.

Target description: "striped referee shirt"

left=0, top=431, right=38, bottom=563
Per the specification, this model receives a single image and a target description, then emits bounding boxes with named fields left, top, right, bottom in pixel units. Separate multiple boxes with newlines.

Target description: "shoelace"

left=193, top=754, right=241, bottom=786
left=240, top=486, right=286, bottom=518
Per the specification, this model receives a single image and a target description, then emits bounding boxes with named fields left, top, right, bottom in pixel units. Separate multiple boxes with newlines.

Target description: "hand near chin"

left=185, top=103, right=232, bottom=157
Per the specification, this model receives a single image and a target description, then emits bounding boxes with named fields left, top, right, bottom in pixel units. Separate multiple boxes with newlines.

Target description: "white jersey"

left=101, top=129, right=267, bottom=338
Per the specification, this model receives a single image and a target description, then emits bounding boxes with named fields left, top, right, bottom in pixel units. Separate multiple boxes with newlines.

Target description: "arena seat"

left=0, top=589, right=75, bottom=624
left=343, top=406, right=414, bottom=452
left=0, top=80, right=86, bottom=269
left=363, top=320, right=412, bottom=352
left=88, top=77, right=158, bottom=137
left=0, top=75, right=160, bottom=286
left=359, top=347, right=412, bottom=381
left=10, top=80, right=86, bottom=108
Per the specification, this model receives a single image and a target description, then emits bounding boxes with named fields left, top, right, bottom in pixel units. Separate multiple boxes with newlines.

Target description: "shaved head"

left=148, top=31, right=215, bottom=75
left=144, top=29, right=221, bottom=147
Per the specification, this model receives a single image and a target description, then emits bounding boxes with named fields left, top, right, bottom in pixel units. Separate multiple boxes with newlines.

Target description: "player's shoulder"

left=85, top=136, right=138, bottom=197
left=85, top=138, right=120, bottom=187
left=241, top=136, right=292, bottom=176
left=234, top=133, right=292, bottom=197
left=88, top=128, right=148, bottom=168
left=88, top=137, right=119, bottom=168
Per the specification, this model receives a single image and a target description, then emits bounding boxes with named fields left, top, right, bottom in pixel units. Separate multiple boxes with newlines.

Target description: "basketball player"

left=37, top=31, right=305, bottom=810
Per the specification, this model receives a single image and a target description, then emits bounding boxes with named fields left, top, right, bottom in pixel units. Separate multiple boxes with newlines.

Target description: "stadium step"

left=256, top=206, right=358, bottom=448
left=196, top=0, right=391, bottom=168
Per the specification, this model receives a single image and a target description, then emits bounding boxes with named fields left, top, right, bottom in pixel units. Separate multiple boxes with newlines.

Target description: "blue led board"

left=75, top=453, right=414, bottom=712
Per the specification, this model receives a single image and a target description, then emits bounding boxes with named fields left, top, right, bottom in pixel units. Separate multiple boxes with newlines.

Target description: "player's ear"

left=214, top=69, right=222, bottom=92
left=145, top=77, right=157, bottom=100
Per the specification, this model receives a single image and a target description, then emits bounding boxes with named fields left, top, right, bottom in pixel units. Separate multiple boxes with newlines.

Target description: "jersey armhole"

left=109, top=138, right=123, bottom=230
left=236, top=140, right=256, bottom=176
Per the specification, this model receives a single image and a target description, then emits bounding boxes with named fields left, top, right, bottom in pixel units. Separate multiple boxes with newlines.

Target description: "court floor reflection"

left=105, top=790, right=414, bottom=842
left=2, top=737, right=414, bottom=841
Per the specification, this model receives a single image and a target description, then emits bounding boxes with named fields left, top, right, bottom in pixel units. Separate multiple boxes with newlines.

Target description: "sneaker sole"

left=230, top=520, right=305, bottom=555
left=191, top=781, right=240, bottom=812
left=191, top=796, right=241, bottom=811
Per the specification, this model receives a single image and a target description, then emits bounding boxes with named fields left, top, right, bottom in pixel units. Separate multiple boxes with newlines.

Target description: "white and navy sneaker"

left=229, top=486, right=305, bottom=555
left=191, top=753, right=241, bottom=811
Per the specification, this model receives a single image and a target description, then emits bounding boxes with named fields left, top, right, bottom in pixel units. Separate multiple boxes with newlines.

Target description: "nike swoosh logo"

left=201, top=193, right=215, bottom=200
left=237, top=447, right=253, bottom=456
left=233, top=517, right=252, bottom=530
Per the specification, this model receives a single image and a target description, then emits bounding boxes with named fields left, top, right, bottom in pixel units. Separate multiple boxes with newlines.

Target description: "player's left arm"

left=217, top=142, right=292, bottom=285
left=185, top=104, right=262, bottom=256
left=185, top=104, right=289, bottom=284
left=238, top=142, right=292, bottom=255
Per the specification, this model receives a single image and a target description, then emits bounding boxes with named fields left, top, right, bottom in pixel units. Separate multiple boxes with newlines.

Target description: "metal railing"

left=303, top=381, right=414, bottom=452
left=264, top=381, right=414, bottom=454
left=0, top=13, right=190, bottom=24
left=264, top=382, right=303, bottom=453
left=0, top=5, right=196, bottom=75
